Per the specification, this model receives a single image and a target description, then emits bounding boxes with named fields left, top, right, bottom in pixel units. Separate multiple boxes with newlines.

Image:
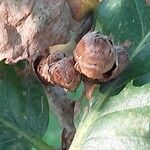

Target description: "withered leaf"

left=0, top=0, right=88, bottom=64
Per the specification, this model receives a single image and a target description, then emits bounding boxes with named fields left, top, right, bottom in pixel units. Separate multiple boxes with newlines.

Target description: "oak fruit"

left=74, top=31, right=130, bottom=82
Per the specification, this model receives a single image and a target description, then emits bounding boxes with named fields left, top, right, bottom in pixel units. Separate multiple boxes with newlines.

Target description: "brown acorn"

left=35, top=51, right=80, bottom=90
left=74, top=31, right=130, bottom=99
left=48, top=51, right=66, bottom=64
left=49, top=57, right=81, bottom=91
left=74, top=31, right=117, bottom=82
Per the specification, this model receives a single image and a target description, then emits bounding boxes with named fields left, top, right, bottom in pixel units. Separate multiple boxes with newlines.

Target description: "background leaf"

left=100, top=42, right=150, bottom=94
left=95, top=0, right=150, bottom=92
left=70, top=0, right=150, bottom=149
left=94, top=0, right=150, bottom=54
left=70, top=83, right=150, bottom=150
left=0, top=62, right=51, bottom=150
left=133, top=72, right=150, bottom=86
left=43, top=112, right=61, bottom=149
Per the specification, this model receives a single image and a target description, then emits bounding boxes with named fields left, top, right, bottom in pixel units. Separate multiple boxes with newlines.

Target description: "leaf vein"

left=96, top=105, right=150, bottom=122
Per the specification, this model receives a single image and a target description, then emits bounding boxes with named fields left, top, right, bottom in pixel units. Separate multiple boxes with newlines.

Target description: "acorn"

left=74, top=31, right=117, bottom=82
left=35, top=50, right=81, bottom=90
left=73, top=31, right=130, bottom=99
left=49, top=57, right=81, bottom=91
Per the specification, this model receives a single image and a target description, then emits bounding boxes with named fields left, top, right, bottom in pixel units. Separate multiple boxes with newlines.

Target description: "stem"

left=0, top=117, right=55, bottom=150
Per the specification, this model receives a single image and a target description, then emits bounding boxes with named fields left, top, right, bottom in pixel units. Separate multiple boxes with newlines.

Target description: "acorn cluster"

left=35, top=31, right=130, bottom=98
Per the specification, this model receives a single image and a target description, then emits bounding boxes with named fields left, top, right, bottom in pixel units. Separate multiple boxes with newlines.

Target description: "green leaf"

left=94, top=0, right=150, bottom=93
left=67, top=82, right=84, bottom=101
left=0, top=62, right=53, bottom=150
left=70, top=1, right=150, bottom=150
left=94, top=0, right=150, bottom=54
left=133, top=72, right=150, bottom=86
left=43, top=112, right=61, bottom=149
left=100, top=42, right=150, bottom=94
left=70, top=83, right=150, bottom=150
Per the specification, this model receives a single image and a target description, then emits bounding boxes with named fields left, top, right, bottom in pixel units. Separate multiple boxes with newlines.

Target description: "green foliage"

left=94, top=0, right=150, bottom=54
left=100, top=42, right=150, bottom=94
left=70, top=0, right=150, bottom=149
left=70, top=83, right=150, bottom=150
left=0, top=62, right=52, bottom=150
left=67, top=82, right=85, bottom=101
left=43, top=112, right=61, bottom=149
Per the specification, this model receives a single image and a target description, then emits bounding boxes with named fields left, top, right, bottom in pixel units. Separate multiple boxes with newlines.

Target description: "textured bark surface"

left=0, top=0, right=86, bottom=63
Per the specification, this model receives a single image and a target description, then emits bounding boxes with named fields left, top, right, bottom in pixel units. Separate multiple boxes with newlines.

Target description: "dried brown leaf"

left=0, top=0, right=89, bottom=64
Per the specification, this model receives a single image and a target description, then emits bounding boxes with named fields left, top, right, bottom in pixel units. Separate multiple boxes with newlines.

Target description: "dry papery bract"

left=0, top=0, right=91, bottom=64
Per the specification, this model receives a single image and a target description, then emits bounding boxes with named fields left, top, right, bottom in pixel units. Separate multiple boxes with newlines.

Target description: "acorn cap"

left=108, top=45, right=130, bottom=80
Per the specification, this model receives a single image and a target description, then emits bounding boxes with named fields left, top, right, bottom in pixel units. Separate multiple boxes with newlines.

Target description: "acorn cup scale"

left=109, top=45, right=130, bottom=80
